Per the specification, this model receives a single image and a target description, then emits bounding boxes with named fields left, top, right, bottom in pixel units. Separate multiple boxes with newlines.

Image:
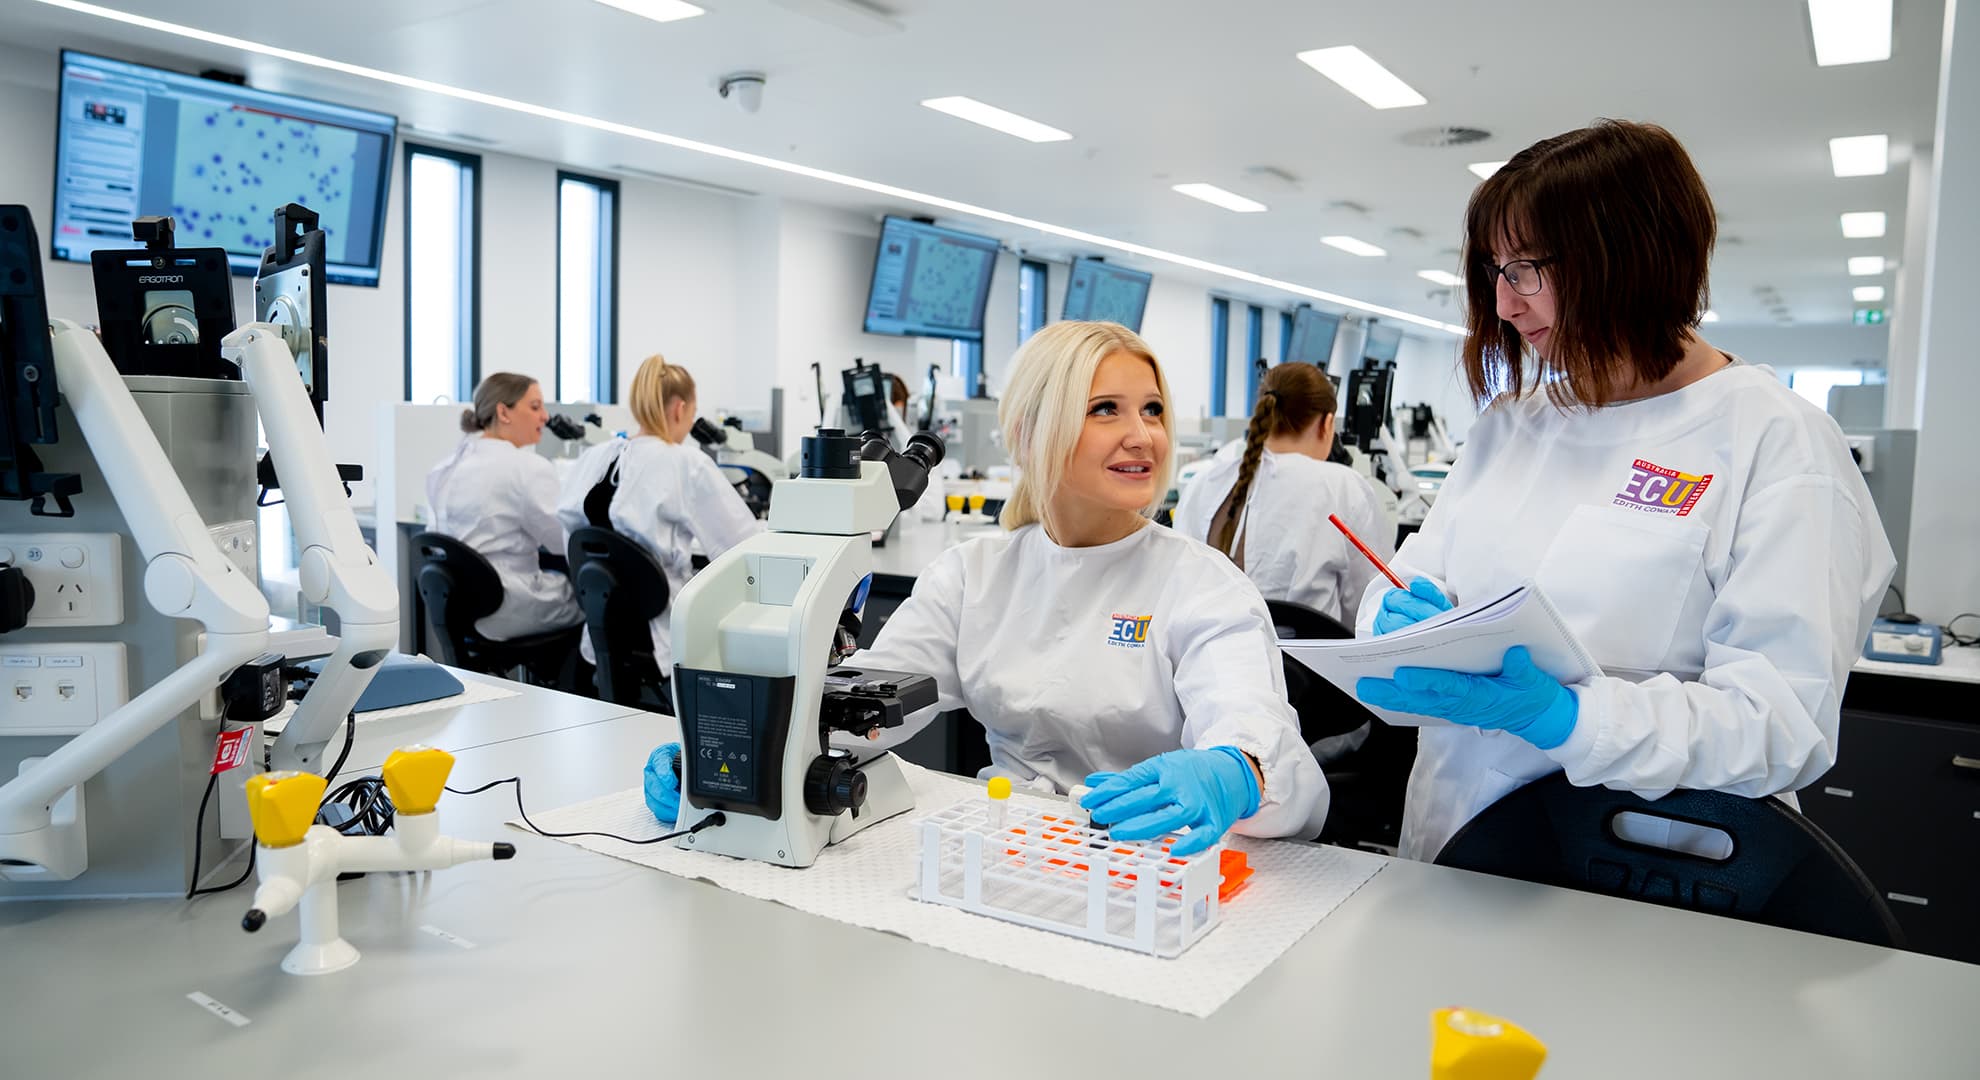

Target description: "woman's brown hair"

left=1461, top=119, right=1716, bottom=408
left=1206, top=362, right=1338, bottom=562
left=460, top=372, right=539, bottom=433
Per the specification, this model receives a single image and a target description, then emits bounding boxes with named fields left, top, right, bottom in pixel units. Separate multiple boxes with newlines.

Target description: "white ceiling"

left=0, top=0, right=1946, bottom=329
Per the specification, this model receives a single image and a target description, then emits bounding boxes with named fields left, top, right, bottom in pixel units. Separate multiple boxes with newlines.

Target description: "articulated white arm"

left=224, top=325, right=400, bottom=774
left=0, top=321, right=270, bottom=853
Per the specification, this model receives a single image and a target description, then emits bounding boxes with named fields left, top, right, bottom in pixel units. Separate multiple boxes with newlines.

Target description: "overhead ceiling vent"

left=1327, top=199, right=1371, bottom=215
left=1388, top=225, right=1426, bottom=241
left=403, top=123, right=498, bottom=147
left=1243, top=165, right=1303, bottom=191
left=1398, top=125, right=1492, bottom=148
left=610, top=165, right=757, bottom=199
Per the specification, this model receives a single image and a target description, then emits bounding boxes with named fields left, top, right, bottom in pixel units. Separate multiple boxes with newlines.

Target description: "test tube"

left=1068, top=784, right=1092, bottom=828
left=986, top=776, right=1012, bottom=830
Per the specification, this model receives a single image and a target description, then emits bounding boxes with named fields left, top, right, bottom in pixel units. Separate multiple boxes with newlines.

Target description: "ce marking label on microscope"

left=185, top=992, right=251, bottom=1028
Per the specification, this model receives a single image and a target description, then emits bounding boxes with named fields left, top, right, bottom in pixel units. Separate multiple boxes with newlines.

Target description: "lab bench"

left=0, top=674, right=1971, bottom=1079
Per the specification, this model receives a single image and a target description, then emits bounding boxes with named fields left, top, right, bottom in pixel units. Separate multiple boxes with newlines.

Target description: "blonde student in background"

left=1352, top=120, right=1896, bottom=861
left=641, top=321, right=1327, bottom=852
left=557, top=354, right=762, bottom=674
left=1175, top=361, right=1392, bottom=627
left=426, top=373, right=582, bottom=640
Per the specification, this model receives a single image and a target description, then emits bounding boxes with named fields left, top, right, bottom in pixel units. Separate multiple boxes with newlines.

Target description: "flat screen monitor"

left=1061, top=257, right=1152, bottom=331
left=1285, top=306, right=1342, bottom=366
left=1363, top=323, right=1403, bottom=364
left=51, top=50, right=397, bottom=286
left=862, top=216, right=1000, bottom=341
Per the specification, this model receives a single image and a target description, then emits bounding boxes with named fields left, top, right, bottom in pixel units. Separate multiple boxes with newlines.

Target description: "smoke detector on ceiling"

left=1399, top=126, right=1492, bottom=148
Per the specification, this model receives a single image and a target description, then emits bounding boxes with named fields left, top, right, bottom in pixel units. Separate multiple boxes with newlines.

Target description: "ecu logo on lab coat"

left=1106, top=614, right=1153, bottom=648
left=1613, top=458, right=1714, bottom=517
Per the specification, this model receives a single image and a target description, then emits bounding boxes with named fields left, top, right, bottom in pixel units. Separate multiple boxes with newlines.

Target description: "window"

left=1789, top=369, right=1865, bottom=412
left=1018, top=258, right=1049, bottom=343
left=403, top=144, right=480, bottom=403
left=1244, top=304, right=1265, bottom=411
left=1209, top=297, right=1231, bottom=415
left=952, top=339, right=985, bottom=398
left=557, top=172, right=620, bottom=403
left=1279, top=310, right=1294, bottom=365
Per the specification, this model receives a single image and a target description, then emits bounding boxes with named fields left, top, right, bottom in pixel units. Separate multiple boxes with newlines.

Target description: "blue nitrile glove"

left=1079, top=747, right=1261, bottom=857
left=1372, top=577, right=1453, bottom=635
left=643, top=743, right=682, bottom=826
left=1356, top=646, right=1579, bottom=750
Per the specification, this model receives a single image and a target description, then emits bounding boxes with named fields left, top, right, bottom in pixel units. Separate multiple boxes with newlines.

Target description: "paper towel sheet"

left=524, top=763, right=1387, bottom=1017
left=263, top=675, right=521, bottom=734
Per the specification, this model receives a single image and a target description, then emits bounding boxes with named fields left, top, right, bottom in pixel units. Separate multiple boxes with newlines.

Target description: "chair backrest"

left=410, top=531, right=504, bottom=666
left=1263, top=599, right=1370, bottom=743
left=566, top=526, right=671, bottom=704
left=1434, top=772, right=1904, bottom=948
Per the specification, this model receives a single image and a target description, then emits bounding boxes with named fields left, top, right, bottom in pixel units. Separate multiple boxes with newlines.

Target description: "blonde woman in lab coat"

left=1175, top=360, right=1390, bottom=626
left=426, top=373, right=582, bottom=640
left=1353, top=120, right=1896, bottom=860
left=556, top=353, right=762, bottom=671
left=643, top=322, right=1328, bottom=852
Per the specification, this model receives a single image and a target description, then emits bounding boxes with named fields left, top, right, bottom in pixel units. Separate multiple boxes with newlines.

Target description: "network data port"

left=12, top=683, right=29, bottom=701
left=56, top=682, right=77, bottom=701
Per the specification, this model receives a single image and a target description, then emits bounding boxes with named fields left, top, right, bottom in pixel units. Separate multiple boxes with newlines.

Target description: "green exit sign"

left=1854, top=308, right=1887, bottom=325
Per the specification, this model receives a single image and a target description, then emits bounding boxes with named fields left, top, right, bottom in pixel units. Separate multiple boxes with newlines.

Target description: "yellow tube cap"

left=1431, top=1008, right=1547, bottom=1080
left=245, top=771, right=327, bottom=849
left=382, top=745, right=455, bottom=815
left=987, top=777, right=1012, bottom=801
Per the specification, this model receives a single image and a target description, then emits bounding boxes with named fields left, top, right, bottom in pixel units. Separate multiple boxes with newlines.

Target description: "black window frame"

left=554, top=170, right=622, bottom=403
left=401, top=142, right=482, bottom=402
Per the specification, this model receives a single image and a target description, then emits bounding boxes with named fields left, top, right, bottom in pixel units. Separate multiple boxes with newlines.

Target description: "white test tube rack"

left=912, top=800, right=1223, bottom=958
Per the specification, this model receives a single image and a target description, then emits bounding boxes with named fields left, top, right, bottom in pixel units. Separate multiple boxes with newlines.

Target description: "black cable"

left=321, top=710, right=356, bottom=787
left=1944, top=613, right=1980, bottom=648
left=446, top=776, right=725, bottom=845
left=186, top=770, right=259, bottom=899
left=1881, top=583, right=1907, bottom=618
left=322, top=775, right=397, bottom=836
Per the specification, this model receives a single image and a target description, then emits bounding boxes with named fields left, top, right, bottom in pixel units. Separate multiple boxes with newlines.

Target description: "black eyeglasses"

left=1484, top=257, right=1557, bottom=296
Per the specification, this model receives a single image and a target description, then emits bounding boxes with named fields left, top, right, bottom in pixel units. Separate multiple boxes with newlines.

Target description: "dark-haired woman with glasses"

left=1350, top=120, right=1896, bottom=860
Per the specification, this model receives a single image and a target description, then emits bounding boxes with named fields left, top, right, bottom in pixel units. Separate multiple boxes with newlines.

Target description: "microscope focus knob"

left=804, top=755, right=867, bottom=817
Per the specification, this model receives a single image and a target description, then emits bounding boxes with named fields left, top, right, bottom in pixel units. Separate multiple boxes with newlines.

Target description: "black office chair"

left=567, top=526, right=673, bottom=712
left=411, top=531, right=582, bottom=689
left=1265, top=599, right=1416, bottom=851
left=1434, top=772, right=1905, bottom=948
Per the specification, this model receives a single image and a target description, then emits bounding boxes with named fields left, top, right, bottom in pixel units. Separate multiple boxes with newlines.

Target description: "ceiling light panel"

left=1807, top=0, right=1893, bottom=66
left=1848, top=255, right=1887, bottom=275
left=592, top=0, right=706, bottom=23
left=1467, top=161, right=1507, bottom=180
left=1840, top=211, right=1887, bottom=238
left=1829, top=135, right=1889, bottom=177
left=1171, top=183, right=1268, bottom=213
left=920, top=96, right=1072, bottom=143
left=29, top=0, right=1470, bottom=336
left=1323, top=235, right=1387, bottom=257
left=1853, top=285, right=1886, bottom=302
left=1295, top=46, right=1427, bottom=109
left=1701, top=310, right=1721, bottom=323
left=1417, top=270, right=1463, bottom=286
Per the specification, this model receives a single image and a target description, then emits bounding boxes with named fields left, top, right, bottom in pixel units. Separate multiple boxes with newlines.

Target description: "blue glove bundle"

left=1079, top=747, right=1261, bottom=857
left=1356, top=646, right=1579, bottom=750
left=1373, top=576, right=1453, bottom=635
left=643, top=742, right=682, bottom=826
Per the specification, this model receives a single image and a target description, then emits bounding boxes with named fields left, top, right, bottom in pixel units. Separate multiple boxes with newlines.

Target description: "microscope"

left=669, top=428, right=943, bottom=867
left=690, top=416, right=789, bottom=518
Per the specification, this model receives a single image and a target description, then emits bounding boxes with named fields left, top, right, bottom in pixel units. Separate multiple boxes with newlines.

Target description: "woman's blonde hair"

left=628, top=353, right=696, bottom=440
left=998, top=321, right=1174, bottom=535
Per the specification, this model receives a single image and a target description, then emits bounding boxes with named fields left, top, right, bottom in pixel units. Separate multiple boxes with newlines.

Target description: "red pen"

left=1328, top=513, right=1407, bottom=591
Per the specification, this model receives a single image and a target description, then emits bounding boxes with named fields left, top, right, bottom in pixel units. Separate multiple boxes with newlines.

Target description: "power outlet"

left=0, top=643, right=129, bottom=736
left=0, top=533, right=123, bottom=628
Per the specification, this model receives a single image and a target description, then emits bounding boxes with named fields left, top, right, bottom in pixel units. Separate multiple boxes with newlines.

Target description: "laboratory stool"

left=411, top=531, right=583, bottom=689
left=566, top=526, right=673, bottom=712
left=1434, top=772, right=1905, bottom=949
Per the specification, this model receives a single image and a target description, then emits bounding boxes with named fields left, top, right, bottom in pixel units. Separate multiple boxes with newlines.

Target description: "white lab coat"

left=555, top=435, right=762, bottom=671
left=851, top=523, right=1330, bottom=840
left=1173, top=444, right=1391, bottom=626
left=1357, top=361, right=1896, bottom=860
left=426, top=436, right=582, bottom=641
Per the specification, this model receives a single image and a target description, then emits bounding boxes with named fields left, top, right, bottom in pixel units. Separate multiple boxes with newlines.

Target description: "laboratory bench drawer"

left=1802, top=708, right=1980, bottom=965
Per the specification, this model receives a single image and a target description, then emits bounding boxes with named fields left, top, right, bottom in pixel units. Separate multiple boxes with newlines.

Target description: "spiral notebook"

left=1281, top=582, right=1603, bottom=727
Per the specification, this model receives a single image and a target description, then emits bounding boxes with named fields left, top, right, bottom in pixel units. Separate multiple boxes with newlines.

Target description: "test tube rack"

left=911, top=800, right=1226, bottom=958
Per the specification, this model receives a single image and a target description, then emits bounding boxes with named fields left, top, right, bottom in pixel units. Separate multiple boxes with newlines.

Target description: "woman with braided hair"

left=1174, top=361, right=1392, bottom=626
